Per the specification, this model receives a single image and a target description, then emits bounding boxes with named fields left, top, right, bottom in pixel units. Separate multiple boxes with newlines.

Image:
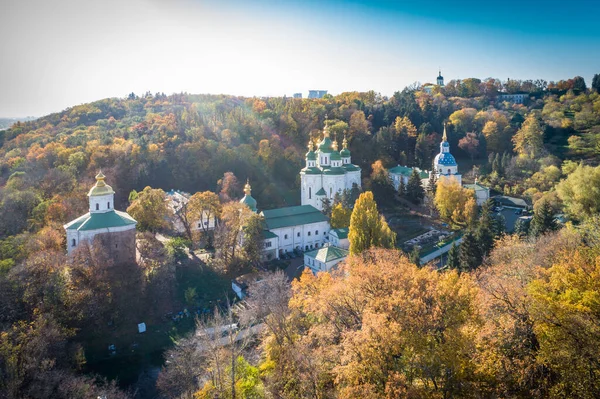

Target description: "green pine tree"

left=459, top=230, right=482, bottom=272
left=447, top=242, right=460, bottom=270
left=406, top=169, right=425, bottom=204
left=529, top=200, right=558, bottom=238
left=409, top=246, right=421, bottom=267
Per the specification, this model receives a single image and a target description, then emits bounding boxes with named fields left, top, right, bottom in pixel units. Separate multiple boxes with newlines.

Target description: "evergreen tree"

left=406, top=169, right=425, bottom=204
left=514, top=217, right=530, bottom=237
left=529, top=200, right=558, bottom=238
left=409, top=246, right=421, bottom=267
left=321, top=197, right=333, bottom=218
left=492, top=153, right=501, bottom=175
left=501, top=152, right=510, bottom=171
left=398, top=177, right=407, bottom=198
left=427, top=170, right=437, bottom=196
left=447, top=241, right=460, bottom=270
left=348, top=191, right=396, bottom=255
left=475, top=201, right=496, bottom=258
left=592, top=73, right=600, bottom=93
left=459, top=230, right=482, bottom=272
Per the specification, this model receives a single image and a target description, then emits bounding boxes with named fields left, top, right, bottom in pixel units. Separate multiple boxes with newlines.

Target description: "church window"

left=309, top=187, right=311, bottom=199
left=315, top=243, right=319, bottom=248
left=305, top=245, right=309, bottom=250
left=325, top=157, right=328, bottom=163
left=308, top=231, right=311, bottom=236
left=448, top=168, right=451, bottom=174
left=107, top=202, right=110, bottom=209
left=315, top=230, right=319, bottom=235
left=115, top=243, right=118, bottom=249
left=96, top=203, right=99, bottom=210
left=439, top=168, right=442, bottom=173
left=71, top=238, right=76, bottom=247
left=284, top=234, right=288, bottom=240
left=297, top=232, right=300, bottom=237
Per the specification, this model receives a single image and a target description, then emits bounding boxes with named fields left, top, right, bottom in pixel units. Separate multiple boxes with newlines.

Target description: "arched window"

left=309, top=187, right=312, bottom=199
left=95, top=203, right=99, bottom=211
left=439, top=168, right=442, bottom=173
left=315, top=243, right=319, bottom=248
left=71, top=238, right=76, bottom=247
left=107, top=202, right=110, bottom=209
left=448, top=168, right=451, bottom=174
left=308, top=231, right=311, bottom=236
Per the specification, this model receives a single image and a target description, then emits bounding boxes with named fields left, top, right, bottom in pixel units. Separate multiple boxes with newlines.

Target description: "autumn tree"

left=348, top=191, right=396, bottom=255
left=369, top=160, right=395, bottom=205
left=434, top=178, right=477, bottom=227
left=126, top=186, right=171, bottom=233
left=217, top=172, right=242, bottom=203
left=330, top=202, right=352, bottom=229
left=187, top=191, right=222, bottom=241
left=513, top=113, right=545, bottom=158
left=214, top=202, right=255, bottom=271
left=556, top=164, right=600, bottom=221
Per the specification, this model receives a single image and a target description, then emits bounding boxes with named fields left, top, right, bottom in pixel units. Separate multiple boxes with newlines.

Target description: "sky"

left=1, top=0, right=599, bottom=117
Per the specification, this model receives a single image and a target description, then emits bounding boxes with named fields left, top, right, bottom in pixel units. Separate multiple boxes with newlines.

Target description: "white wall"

left=67, top=224, right=136, bottom=255
left=272, top=220, right=330, bottom=254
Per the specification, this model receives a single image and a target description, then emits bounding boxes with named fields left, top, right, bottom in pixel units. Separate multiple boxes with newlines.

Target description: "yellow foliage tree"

left=330, top=203, right=352, bottom=229
left=348, top=191, right=396, bottom=255
left=434, top=177, right=476, bottom=227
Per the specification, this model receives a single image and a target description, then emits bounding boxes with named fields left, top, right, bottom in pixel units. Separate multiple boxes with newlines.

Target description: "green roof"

left=330, top=151, right=342, bottom=161
left=323, top=167, right=345, bottom=175
left=318, top=137, right=333, bottom=152
left=64, top=210, right=137, bottom=231
left=240, top=194, right=257, bottom=212
left=315, top=187, right=327, bottom=196
left=300, top=167, right=322, bottom=175
left=463, top=183, right=488, bottom=192
left=343, top=164, right=361, bottom=172
left=261, top=205, right=328, bottom=229
left=306, top=151, right=317, bottom=160
left=330, top=228, right=348, bottom=239
left=305, top=246, right=349, bottom=263
left=388, top=165, right=428, bottom=179
left=340, top=148, right=351, bottom=157
left=262, top=230, right=278, bottom=239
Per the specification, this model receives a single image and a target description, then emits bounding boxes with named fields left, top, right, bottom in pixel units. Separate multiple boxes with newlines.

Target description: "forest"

left=1, top=73, right=600, bottom=398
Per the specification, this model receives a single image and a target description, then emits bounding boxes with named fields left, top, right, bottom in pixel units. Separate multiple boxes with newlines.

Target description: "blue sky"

left=1, top=0, right=598, bottom=117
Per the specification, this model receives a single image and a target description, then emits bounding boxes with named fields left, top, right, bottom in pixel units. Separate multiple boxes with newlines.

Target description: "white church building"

left=300, top=125, right=361, bottom=210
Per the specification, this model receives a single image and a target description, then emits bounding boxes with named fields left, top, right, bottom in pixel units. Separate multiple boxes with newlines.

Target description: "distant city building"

left=293, top=93, right=302, bottom=99
left=64, top=172, right=137, bottom=264
left=437, top=70, right=444, bottom=87
left=308, top=90, right=328, bottom=99
left=497, top=93, right=528, bottom=104
left=434, top=125, right=462, bottom=185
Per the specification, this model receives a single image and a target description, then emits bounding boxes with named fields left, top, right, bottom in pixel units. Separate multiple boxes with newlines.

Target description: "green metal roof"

left=305, top=246, right=349, bottom=263
left=262, top=230, right=278, bottom=239
left=340, top=148, right=351, bottom=157
left=240, top=194, right=257, bottom=212
left=343, top=164, right=361, bottom=172
left=300, top=167, right=322, bottom=175
left=463, top=183, right=488, bottom=192
left=315, top=187, right=327, bottom=196
left=318, top=137, right=333, bottom=153
left=306, top=151, right=317, bottom=160
left=64, top=210, right=137, bottom=231
left=330, top=151, right=342, bottom=161
left=330, top=228, right=348, bottom=239
left=323, top=167, right=345, bottom=175
left=388, top=165, right=428, bottom=179
left=261, top=205, right=328, bottom=229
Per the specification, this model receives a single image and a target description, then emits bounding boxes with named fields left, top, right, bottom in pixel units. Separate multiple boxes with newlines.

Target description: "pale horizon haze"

left=1, top=0, right=599, bottom=117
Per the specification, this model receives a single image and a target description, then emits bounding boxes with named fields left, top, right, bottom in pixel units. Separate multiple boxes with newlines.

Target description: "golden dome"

left=88, top=171, right=115, bottom=197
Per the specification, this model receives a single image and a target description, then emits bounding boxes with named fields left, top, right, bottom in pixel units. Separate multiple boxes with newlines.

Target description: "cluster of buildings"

left=63, top=113, right=490, bottom=275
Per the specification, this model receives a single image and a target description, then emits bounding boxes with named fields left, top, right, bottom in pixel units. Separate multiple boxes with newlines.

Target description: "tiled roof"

left=261, top=205, right=328, bottom=229
left=330, top=228, right=348, bottom=239
left=305, top=246, right=349, bottom=263
left=64, top=210, right=137, bottom=231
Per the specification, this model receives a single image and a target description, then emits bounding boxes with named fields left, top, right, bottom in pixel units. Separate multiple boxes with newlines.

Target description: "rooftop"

left=330, top=227, right=348, bottom=239
left=305, top=245, right=349, bottom=263
left=261, top=205, right=328, bottom=230
left=388, top=165, right=429, bottom=179
left=463, top=183, right=489, bottom=192
left=492, top=195, right=529, bottom=208
left=64, top=210, right=137, bottom=231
